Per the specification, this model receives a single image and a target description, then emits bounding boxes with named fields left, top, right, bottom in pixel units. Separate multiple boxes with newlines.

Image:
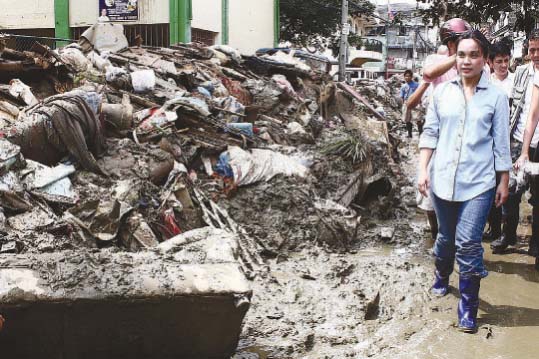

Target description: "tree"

left=280, top=0, right=375, bottom=51
left=417, top=0, right=539, bottom=37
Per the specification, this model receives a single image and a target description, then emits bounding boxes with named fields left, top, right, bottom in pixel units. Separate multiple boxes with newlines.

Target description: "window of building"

left=72, top=24, right=170, bottom=48
left=191, top=28, right=218, bottom=46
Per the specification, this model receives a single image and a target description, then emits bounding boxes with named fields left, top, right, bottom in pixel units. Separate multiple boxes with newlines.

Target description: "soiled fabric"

left=8, top=94, right=106, bottom=175
left=79, top=23, right=128, bottom=53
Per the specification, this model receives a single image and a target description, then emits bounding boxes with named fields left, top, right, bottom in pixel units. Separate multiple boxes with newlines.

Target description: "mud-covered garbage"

left=79, top=22, right=129, bottom=53
left=215, top=146, right=310, bottom=186
left=8, top=79, right=38, bottom=106
left=23, top=160, right=78, bottom=205
left=0, top=240, right=22, bottom=254
left=64, top=199, right=133, bottom=243
left=101, top=93, right=133, bottom=132
left=120, top=213, right=159, bottom=250
left=210, top=45, right=242, bottom=63
left=0, top=138, right=23, bottom=173
left=131, top=69, right=156, bottom=92
left=259, top=50, right=312, bottom=72
left=6, top=92, right=106, bottom=174
left=0, top=33, right=413, bottom=307
left=0, top=208, right=5, bottom=234
left=0, top=30, right=431, bottom=358
left=59, top=47, right=92, bottom=72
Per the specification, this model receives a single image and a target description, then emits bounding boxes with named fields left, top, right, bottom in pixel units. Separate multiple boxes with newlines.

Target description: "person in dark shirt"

left=400, top=69, right=420, bottom=138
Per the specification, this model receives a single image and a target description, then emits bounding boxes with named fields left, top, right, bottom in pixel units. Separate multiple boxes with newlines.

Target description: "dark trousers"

left=502, top=140, right=539, bottom=238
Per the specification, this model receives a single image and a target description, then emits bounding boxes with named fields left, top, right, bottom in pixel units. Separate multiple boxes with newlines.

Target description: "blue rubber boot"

left=431, top=257, right=453, bottom=297
left=457, top=275, right=481, bottom=333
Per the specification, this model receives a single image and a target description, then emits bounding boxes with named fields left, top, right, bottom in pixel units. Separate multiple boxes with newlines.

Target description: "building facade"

left=348, top=2, right=437, bottom=79
left=0, top=0, right=279, bottom=54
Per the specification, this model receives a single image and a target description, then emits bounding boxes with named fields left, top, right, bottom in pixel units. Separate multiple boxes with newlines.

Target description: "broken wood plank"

left=338, top=82, right=386, bottom=121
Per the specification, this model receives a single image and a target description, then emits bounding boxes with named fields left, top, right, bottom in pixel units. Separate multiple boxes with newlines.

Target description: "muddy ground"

left=233, top=136, right=539, bottom=359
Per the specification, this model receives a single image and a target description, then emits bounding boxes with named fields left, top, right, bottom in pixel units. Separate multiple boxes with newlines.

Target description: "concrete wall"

left=0, top=0, right=170, bottom=29
left=0, top=0, right=55, bottom=29
left=229, top=0, right=274, bottom=55
left=0, top=0, right=275, bottom=53
left=69, top=0, right=169, bottom=27
left=191, top=0, right=221, bottom=33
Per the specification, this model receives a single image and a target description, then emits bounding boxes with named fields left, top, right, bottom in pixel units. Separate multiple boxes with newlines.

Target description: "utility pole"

left=412, top=27, right=417, bottom=73
left=384, top=0, right=389, bottom=79
left=338, top=0, right=349, bottom=82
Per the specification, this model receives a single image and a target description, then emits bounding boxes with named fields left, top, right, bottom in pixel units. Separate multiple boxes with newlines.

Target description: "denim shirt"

left=419, top=71, right=512, bottom=202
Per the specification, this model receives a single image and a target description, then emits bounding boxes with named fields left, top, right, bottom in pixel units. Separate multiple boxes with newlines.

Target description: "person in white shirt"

left=98, top=9, right=110, bottom=22
left=489, top=42, right=514, bottom=100
left=484, top=42, right=514, bottom=243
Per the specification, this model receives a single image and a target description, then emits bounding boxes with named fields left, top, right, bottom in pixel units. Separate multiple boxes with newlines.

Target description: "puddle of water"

left=233, top=339, right=271, bottom=359
left=233, top=346, right=269, bottom=359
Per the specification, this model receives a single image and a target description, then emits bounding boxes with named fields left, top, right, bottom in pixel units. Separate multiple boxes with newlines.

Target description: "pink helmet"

left=440, top=18, right=472, bottom=44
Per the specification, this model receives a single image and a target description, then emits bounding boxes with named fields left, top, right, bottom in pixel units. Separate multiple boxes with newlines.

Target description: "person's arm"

left=516, top=84, right=539, bottom=169
left=417, top=87, right=440, bottom=196
left=492, top=93, right=512, bottom=207
left=423, top=54, right=456, bottom=82
left=418, top=148, right=434, bottom=196
left=406, top=82, right=430, bottom=109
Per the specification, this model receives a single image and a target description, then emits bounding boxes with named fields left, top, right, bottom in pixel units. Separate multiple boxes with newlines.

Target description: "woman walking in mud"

left=417, top=30, right=511, bottom=333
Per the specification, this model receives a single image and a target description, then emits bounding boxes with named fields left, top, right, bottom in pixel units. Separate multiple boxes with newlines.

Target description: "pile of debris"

left=0, top=22, right=418, bottom=356
left=1, top=23, right=408, bottom=263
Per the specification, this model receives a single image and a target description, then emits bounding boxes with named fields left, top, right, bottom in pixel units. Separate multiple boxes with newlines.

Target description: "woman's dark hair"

left=404, top=69, right=413, bottom=77
left=456, top=30, right=491, bottom=59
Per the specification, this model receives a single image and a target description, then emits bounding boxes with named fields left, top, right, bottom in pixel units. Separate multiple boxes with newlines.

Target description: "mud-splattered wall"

left=229, top=0, right=274, bottom=54
left=0, top=0, right=55, bottom=29
left=0, top=0, right=170, bottom=29
left=191, top=0, right=221, bottom=34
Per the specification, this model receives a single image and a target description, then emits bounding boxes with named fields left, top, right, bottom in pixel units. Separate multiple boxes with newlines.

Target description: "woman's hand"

left=418, top=168, right=430, bottom=197
left=514, top=154, right=529, bottom=171
left=0, top=314, right=4, bottom=331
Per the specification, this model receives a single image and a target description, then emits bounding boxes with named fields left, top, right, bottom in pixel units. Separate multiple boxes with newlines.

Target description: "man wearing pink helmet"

left=423, top=18, right=472, bottom=86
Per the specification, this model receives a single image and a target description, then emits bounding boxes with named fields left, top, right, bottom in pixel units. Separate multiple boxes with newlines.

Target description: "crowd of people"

left=401, top=17, right=539, bottom=334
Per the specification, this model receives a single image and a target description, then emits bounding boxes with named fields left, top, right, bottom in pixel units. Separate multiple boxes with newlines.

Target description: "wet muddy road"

left=234, top=138, right=539, bottom=359
left=371, top=241, right=539, bottom=359
left=372, top=139, right=539, bottom=359
left=235, top=227, right=539, bottom=359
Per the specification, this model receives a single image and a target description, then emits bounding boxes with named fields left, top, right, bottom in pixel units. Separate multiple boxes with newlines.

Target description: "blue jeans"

left=431, top=188, right=495, bottom=278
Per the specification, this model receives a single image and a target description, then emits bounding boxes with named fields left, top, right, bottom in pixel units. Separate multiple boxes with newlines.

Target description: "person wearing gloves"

left=418, top=30, right=511, bottom=333
left=513, top=33, right=539, bottom=270
left=491, top=29, right=539, bottom=256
